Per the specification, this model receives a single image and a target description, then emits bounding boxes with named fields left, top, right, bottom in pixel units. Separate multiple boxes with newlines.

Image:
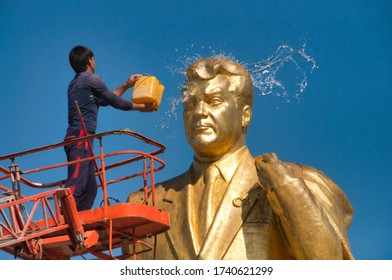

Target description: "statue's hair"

left=184, top=57, right=254, bottom=108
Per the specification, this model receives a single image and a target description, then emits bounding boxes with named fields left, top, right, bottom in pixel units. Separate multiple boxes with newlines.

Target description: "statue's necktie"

left=199, top=165, right=221, bottom=239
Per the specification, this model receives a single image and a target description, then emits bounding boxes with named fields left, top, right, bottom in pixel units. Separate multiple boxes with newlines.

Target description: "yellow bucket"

left=132, top=76, right=164, bottom=110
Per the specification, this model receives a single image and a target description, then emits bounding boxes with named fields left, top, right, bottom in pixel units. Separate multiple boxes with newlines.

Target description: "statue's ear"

left=242, top=105, right=252, bottom=131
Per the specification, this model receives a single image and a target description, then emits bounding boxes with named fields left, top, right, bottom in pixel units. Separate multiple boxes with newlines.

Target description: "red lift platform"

left=0, top=129, right=170, bottom=260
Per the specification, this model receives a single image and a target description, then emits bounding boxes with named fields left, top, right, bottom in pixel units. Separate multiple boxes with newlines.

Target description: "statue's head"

left=182, top=57, right=254, bottom=161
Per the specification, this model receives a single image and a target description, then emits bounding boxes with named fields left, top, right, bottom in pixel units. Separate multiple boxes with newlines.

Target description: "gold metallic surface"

left=125, top=57, right=354, bottom=259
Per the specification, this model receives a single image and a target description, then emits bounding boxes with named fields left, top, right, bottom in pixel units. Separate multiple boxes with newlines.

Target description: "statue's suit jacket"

left=128, top=148, right=354, bottom=260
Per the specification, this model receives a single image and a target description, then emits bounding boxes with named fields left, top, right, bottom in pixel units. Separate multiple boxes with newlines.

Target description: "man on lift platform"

left=65, top=45, right=155, bottom=211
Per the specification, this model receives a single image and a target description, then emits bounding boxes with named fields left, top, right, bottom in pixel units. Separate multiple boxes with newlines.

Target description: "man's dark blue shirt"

left=66, top=72, right=133, bottom=134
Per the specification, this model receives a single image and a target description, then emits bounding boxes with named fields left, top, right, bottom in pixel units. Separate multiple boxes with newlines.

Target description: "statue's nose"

left=194, top=101, right=208, bottom=117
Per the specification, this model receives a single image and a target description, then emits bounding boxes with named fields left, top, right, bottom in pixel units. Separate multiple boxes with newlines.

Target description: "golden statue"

left=125, top=57, right=354, bottom=260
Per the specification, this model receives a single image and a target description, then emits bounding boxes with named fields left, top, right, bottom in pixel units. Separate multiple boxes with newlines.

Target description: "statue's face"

left=183, top=74, right=244, bottom=159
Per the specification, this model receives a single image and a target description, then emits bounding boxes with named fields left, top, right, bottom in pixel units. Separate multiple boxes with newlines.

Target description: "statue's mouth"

left=193, top=122, right=214, bottom=133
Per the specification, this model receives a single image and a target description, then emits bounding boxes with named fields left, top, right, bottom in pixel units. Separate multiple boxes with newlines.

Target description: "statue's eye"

left=208, top=97, right=223, bottom=107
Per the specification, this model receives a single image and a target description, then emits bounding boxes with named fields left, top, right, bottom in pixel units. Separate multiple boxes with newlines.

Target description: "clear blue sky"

left=0, top=0, right=391, bottom=260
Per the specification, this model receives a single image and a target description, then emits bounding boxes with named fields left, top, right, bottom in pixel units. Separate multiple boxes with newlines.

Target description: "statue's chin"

left=191, top=142, right=228, bottom=161
left=189, top=133, right=243, bottom=160
left=189, top=134, right=214, bottom=150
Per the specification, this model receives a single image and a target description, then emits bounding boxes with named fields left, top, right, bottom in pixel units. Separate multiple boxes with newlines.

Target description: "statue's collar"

left=191, top=145, right=249, bottom=183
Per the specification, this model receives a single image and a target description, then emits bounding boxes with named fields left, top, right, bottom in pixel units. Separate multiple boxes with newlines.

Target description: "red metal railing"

left=0, top=130, right=168, bottom=259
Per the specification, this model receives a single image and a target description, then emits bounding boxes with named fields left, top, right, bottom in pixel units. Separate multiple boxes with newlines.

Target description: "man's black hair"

left=69, top=46, right=94, bottom=73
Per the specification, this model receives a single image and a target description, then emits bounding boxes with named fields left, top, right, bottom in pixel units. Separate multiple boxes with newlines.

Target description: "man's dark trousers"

left=64, top=129, right=97, bottom=211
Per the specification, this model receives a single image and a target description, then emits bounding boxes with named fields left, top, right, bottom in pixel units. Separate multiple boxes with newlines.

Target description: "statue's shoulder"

left=255, top=152, right=353, bottom=229
left=158, top=171, right=190, bottom=191
left=127, top=170, right=189, bottom=204
left=255, top=152, right=339, bottom=189
left=281, top=159, right=351, bottom=210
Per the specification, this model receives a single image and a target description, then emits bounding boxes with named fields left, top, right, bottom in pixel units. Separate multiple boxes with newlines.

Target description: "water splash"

left=165, top=44, right=235, bottom=78
left=244, top=43, right=317, bottom=101
left=157, top=43, right=317, bottom=130
left=156, top=97, right=182, bottom=130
